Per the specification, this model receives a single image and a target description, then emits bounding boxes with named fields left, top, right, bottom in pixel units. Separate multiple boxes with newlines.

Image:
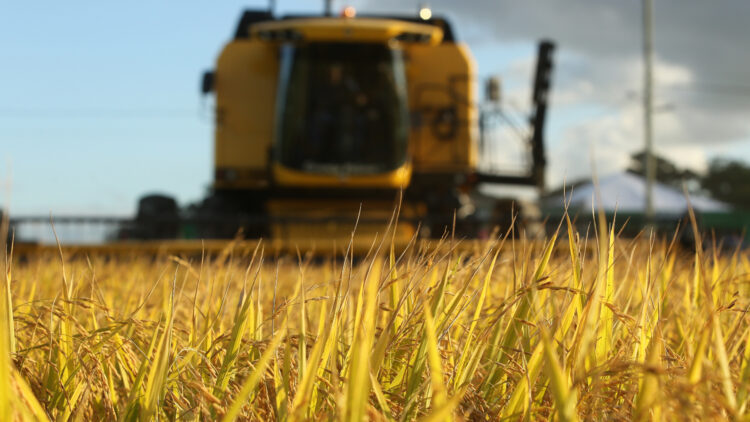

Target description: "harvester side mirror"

left=485, top=76, right=501, bottom=103
left=201, top=71, right=215, bottom=94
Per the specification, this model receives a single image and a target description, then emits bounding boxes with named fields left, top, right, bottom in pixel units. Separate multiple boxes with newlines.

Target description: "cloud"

left=359, top=0, right=750, bottom=186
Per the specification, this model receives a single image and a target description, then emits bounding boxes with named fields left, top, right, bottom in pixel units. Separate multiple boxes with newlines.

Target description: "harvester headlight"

left=419, top=6, right=432, bottom=20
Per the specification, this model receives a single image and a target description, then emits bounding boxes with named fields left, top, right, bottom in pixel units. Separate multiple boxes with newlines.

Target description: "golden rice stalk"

left=423, top=305, right=446, bottom=414
left=141, top=287, right=175, bottom=420
left=290, top=300, right=332, bottom=419
left=0, top=271, right=13, bottom=421
left=369, top=370, right=393, bottom=419
left=12, top=368, right=50, bottom=421
left=712, top=313, right=737, bottom=413
left=222, top=322, right=288, bottom=422
left=214, top=263, right=262, bottom=397
left=737, top=324, right=750, bottom=414
left=343, top=254, right=381, bottom=422
left=483, top=232, right=557, bottom=399
left=453, top=250, right=498, bottom=389
left=634, top=329, right=662, bottom=421
left=119, top=325, right=160, bottom=421
left=416, top=387, right=467, bottom=422
left=1, top=246, right=48, bottom=421
left=596, top=224, right=616, bottom=362
left=501, top=271, right=579, bottom=419
left=273, top=313, right=292, bottom=421
left=2, top=245, right=15, bottom=355
left=687, top=324, right=710, bottom=385
left=540, top=327, right=578, bottom=422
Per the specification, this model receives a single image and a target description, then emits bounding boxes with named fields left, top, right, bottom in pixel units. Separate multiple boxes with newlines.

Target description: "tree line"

left=627, top=150, right=750, bottom=210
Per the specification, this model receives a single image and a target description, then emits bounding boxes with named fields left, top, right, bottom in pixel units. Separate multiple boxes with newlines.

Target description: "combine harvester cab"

left=134, top=7, right=556, bottom=247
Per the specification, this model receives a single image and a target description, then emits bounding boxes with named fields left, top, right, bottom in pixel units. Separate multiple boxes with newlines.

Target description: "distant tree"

left=626, top=150, right=700, bottom=190
left=700, top=158, right=750, bottom=210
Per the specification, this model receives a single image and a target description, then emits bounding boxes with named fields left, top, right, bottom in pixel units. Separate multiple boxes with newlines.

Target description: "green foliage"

left=701, top=158, right=750, bottom=209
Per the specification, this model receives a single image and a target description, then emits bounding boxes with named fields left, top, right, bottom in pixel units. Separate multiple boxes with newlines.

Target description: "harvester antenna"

left=324, top=0, right=333, bottom=16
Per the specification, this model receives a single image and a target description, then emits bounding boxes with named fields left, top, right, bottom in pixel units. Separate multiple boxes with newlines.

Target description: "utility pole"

left=643, top=0, right=655, bottom=224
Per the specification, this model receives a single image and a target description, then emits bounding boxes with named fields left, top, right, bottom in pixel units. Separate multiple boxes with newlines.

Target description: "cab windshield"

left=274, top=42, right=409, bottom=174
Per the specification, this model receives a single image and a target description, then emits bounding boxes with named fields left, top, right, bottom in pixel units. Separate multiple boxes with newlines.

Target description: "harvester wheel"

left=133, top=194, right=180, bottom=239
left=192, top=192, right=268, bottom=239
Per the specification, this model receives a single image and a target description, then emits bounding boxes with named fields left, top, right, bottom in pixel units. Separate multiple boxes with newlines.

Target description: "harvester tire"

left=134, top=194, right=180, bottom=239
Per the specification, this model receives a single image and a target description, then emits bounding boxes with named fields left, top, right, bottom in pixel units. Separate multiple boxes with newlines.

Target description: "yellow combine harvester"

left=126, top=7, right=556, bottom=244
left=11, top=7, right=555, bottom=248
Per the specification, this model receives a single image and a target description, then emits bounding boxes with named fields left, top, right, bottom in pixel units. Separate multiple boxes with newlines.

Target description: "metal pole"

left=643, top=0, right=655, bottom=224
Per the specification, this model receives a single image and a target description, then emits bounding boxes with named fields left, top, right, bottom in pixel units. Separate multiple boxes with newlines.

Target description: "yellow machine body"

left=213, top=40, right=277, bottom=190
left=196, top=11, right=554, bottom=244
left=406, top=43, right=478, bottom=173
left=206, top=15, right=480, bottom=243
left=212, top=16, right=476, bottom=191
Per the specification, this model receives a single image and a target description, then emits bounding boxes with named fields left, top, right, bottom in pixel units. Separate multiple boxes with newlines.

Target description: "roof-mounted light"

left=342, top=6, right=356, bottom=18
left=418, top=5, right=432, bottom=20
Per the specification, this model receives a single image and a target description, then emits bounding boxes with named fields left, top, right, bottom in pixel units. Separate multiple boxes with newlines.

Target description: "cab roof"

left=233, top=9, right=456, bottom=43
left=249, top=17, right=443, bottom=44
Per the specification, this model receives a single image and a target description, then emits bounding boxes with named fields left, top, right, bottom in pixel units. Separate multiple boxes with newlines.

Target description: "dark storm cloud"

left=359, top=0, right=750, bottom=179
left=371, top=0, right=749, bottom=118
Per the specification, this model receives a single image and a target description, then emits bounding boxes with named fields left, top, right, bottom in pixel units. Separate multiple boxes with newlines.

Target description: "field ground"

left=2, top=218, right=750, bottom=420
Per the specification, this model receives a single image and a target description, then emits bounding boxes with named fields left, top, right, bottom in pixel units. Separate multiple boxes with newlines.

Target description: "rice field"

left=2, top=215, right=750, bottom=421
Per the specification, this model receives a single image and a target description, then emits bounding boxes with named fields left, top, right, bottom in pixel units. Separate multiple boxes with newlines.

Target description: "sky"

left=2, top=0, right=750, bottom=217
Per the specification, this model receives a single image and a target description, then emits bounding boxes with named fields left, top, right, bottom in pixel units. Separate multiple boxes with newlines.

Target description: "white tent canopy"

left=545, top=172, right=729, bottom=215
